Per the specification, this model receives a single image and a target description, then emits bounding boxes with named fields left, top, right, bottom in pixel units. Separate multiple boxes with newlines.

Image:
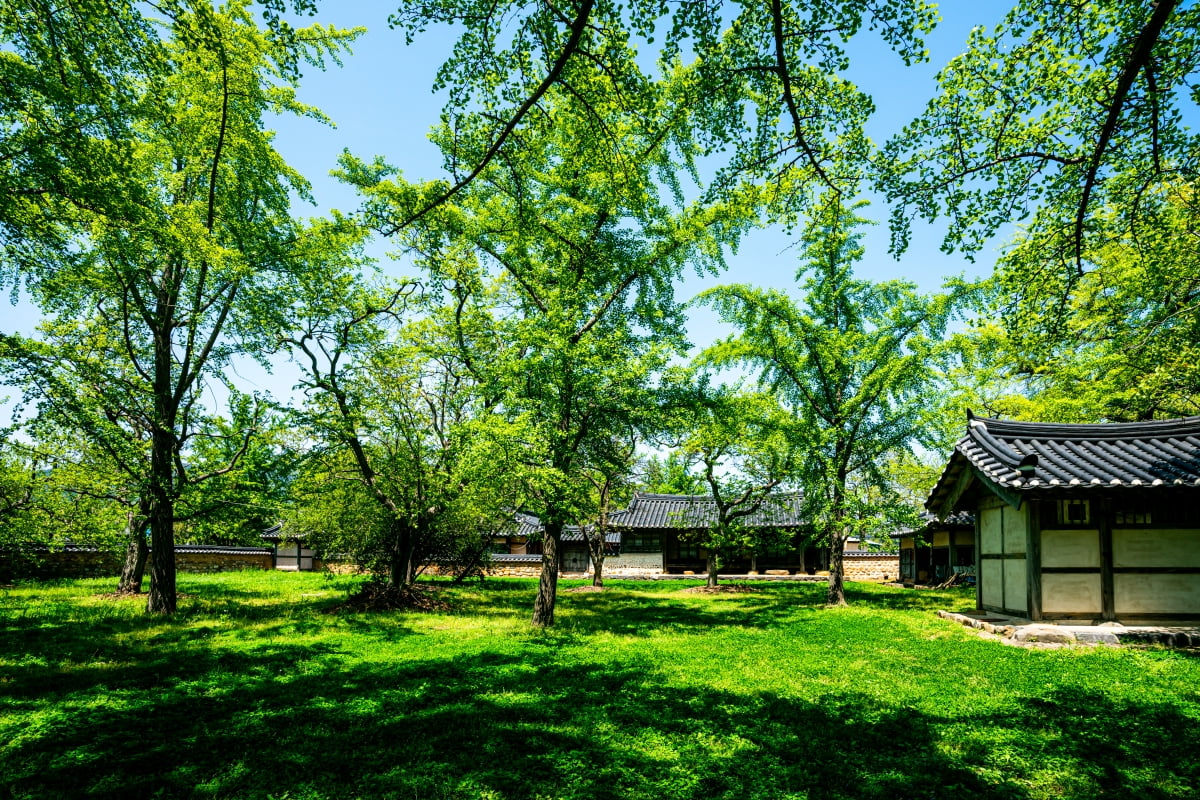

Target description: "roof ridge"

left=975, top=415, right=1200, bottom=441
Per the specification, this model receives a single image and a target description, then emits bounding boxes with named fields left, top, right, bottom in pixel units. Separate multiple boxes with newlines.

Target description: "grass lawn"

left=2, top=573, right=1198, bottom=800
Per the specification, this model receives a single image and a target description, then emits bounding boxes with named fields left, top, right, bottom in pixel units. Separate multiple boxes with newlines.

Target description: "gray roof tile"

left=607, top=492, right=806, bottom=529
left=928, top=414, right=1200, bottom=513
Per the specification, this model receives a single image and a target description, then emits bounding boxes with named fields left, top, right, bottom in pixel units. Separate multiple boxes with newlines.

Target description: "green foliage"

left=980, top=186, right=1200, bottom=421
left=2, top=574, right=1199, bottom=799
left=642, top=451, right=707, bottom=496
left=0, top=440, right=127, bottom=554
left=384, top=1, right=937, bottom=227
left=882, top=0, right=1200, bottom=260
left=283, top=278, right=524, bottom=585
left=174, top=406, right=299, bottom=545
left=666, top=378, right=799, bottom=582
left=345, top=78, right=756, bottom=622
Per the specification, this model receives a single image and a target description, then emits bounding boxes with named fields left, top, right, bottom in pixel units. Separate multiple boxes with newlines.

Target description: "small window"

left=676, top=542, right=701, bottom=560
left=1115, top=509, right=1153, bottom=525
left=1057, top=499, right=1091, bottom=526
left=622, top=532, right=662, bottom=553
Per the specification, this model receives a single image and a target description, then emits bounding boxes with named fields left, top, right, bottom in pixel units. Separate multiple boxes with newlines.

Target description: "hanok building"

left=489, top=513, right=618, bottom=573
left=927, top=413, right=1200, bottom=622
left=260, top=524, right=319, bottom=571
left=605, top=492, right=820, bottom=575
left=893, top=511, right=975, bottom=585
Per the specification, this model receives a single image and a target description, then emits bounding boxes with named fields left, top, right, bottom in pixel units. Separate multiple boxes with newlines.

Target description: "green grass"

left=2, top=574, right=1198, bottom=800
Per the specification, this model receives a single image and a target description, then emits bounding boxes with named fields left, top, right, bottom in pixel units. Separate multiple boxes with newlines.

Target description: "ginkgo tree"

left=344, top=65, right=756, bottom=623
left=0, top=1, right=358, bottom=613
left=668, top=378, right=798, bottom=588
left=699, top=194, right=958, bottom=605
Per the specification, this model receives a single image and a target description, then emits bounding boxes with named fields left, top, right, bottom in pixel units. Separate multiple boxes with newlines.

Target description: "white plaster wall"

left=1042, top=573, right=1102, bottom=615
left=605, top=552, right=663, bottom=574
left=1114, top=529, right=1200, bottom=568
left=1003, top=558, right=1028, bottom=612
left=1003, top=506, right=1026, bottom=555
left=980, top=507, right=1003, bottom=555
left=1115, top=574, right=1200, bottom=615
left=982, top=560, right=1004, bottom=608
left=1041, top=530, right=1101, bottom=568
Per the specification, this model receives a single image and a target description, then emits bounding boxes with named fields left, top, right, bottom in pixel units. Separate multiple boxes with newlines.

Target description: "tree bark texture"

left=389, top=523, right=416, bottom=589
left=146, top=499, right=176, bottom=614
left=117, top=512, right=148, bottom=593
left=586, top=533, right=605, bottom=588
left=531, top=525, right=561, bottom=627
left=706, top=551, right=719, bottom=587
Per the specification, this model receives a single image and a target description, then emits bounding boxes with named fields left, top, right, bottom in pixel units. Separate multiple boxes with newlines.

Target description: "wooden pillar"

left=1098, top=498, right=1115, bottom=621
left=974, top=514, right=983, bottom=611
left=1026, top=500, right=1042, bottom=621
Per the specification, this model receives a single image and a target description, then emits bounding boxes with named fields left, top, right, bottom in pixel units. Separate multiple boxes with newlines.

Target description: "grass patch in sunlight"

left=1, top=573, right=1197, bottom=799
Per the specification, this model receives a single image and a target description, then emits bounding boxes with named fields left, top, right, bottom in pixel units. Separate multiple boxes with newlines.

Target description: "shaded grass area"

left=2, top=574, right=1199, bottom=799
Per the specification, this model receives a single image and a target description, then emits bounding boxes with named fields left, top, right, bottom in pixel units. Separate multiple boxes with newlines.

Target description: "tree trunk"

left=389, top=524, right=416, bottom=589
left=827, top=528, right=847, bottom=606
left=706, top=550, right=719, bottom=587
left=146, top=498, right=176, bottom=614
left=587, top=533, right=604, bottom=588
left=146, top=415, right=177, bottom=614
left=532, top=525, right=561, bottom=627
left=749, top=553, right=758, bottom=574
left=117, top=511, right=148, bottom=593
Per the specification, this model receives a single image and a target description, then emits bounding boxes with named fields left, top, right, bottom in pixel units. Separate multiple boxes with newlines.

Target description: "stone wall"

left=602, top=552, right=663, bottom=576
left=1, top=545, right=273, bottom=581
left=844, top=552, right=900, bottom=583
left=173, top=549, right=272, bottom=573
left=0, top=548, right=122, bottom=581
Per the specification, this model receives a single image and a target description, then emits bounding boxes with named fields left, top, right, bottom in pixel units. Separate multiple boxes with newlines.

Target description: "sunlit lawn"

left=2, top=572, right=1198, bottom=799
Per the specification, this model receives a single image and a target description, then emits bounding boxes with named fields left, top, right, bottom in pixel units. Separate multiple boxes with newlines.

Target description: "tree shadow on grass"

left=4, top=637, right=1197, bottom=800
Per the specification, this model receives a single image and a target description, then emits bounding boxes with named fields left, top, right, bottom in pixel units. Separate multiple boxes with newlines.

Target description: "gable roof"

left=927, top=414, right=1200, bottom=516
left=607, top=492, right=806, bottom=530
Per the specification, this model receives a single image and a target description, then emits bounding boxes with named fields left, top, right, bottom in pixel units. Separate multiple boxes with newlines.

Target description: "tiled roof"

left=260, top=524, right=305, bottom=542
left=510, top=512, right=543, bottom=539
left=490, top=553, right=543, bottom=563
left=928, top=414, right=1200, bottom=513
left=560, top=528, right=620, bottom=544
left=891, top=511, right=975, bottom=538
left=607, top=492, right=806, bottom=529
left=505, top=513, right=602, bottom=542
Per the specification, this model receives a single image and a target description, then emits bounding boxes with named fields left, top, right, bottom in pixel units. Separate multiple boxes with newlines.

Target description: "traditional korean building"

left=927, top=413, right=1200, bottom=622
left=260, top=524, right=319, bottom=571
left=893, top=511, right=975, bottom=585
left=604, top=492, right=819, bottom=575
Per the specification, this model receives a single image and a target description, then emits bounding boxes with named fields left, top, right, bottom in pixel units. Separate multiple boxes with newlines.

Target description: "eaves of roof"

left=927, top=414, right=1200, bottom=515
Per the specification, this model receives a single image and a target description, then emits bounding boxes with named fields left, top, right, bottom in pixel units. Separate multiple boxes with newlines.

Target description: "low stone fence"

left=844, top=551, right=900, bottom=583
left=172, top=546, right=273, bottom=573
left=1, top=544, right=273, bottom=581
